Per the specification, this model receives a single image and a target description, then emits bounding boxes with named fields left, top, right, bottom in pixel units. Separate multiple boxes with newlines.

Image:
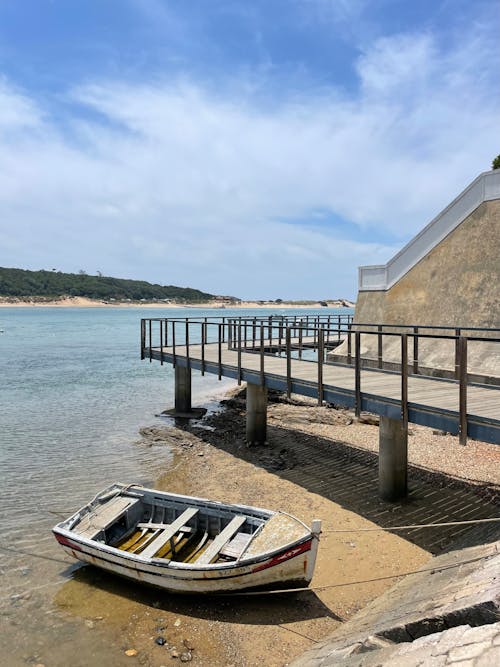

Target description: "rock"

left=197, top=452, right=204, bottom=457
left=174, top=618, right=182, bottom=627
left=357, top=412, right=380, bottom=426
left=84, top=619, right=94, bottom=629
left=155, top=636, right=167, bottom=646
left=170, top=649, right=179, bottom=658
left=180, top=651, right=192, bottom=662
left=125, top=648, right=138, bottom=657
left=183, top=639, right=194, bottom=651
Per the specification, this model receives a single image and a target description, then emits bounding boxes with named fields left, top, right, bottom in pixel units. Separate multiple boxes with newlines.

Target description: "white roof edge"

left=359, top=170, right=500, bottom=292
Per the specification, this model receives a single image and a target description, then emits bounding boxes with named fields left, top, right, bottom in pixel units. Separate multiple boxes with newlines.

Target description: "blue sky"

left=0, top=0, right=498, bottom=299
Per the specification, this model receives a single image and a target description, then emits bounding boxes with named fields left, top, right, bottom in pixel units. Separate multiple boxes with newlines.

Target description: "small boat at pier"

left=53, top=483, right=321, bottom=593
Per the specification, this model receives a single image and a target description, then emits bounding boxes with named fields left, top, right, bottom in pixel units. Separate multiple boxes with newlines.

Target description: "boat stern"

left=305, top=519, right=321, bottom=583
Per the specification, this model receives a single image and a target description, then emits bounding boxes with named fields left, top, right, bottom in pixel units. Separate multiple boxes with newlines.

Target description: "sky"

left=0, top=0, right=498, bottom=300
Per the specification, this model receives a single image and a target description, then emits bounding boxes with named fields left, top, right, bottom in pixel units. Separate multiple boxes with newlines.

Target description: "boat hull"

left=53, top=530, right=314, bottom=593
left=53, top=484, right=321, bottom=593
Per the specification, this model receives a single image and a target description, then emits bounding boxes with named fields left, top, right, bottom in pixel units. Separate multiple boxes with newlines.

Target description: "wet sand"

left=4, top=390, right=498, bottom=666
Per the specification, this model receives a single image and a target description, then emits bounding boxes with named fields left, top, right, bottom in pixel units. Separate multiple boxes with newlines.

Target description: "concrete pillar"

left=175, top=365, right=192, bottom=414
left=379, top=415, right=408, bottom=501
left=246, top=383, right=268, bottom=445
left=161, top=365, right=206, bottom=419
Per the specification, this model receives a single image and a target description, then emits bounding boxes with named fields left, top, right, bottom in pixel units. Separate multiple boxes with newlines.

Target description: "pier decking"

left=141, top=316, right=500, bottom=499
left=142, top=316, right=500, bottom=445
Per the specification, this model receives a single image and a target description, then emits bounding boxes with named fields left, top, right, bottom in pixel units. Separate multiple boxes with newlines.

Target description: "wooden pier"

left=141, top=316, right=500, bottom=500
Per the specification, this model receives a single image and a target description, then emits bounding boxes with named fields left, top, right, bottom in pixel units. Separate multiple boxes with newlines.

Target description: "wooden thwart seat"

left=137, top=522, right=194, bottom=532
left=219, top=532, right=253, bottom=559
left=196, top=516, right=247, bottom=565
left=74, top=496, right=140, bottom=540
left=140, top=508, right=199, bottom=559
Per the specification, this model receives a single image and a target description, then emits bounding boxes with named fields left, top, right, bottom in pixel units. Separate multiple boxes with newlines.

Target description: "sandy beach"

left=49, top=388, right=498, bottom=667
left=0, top=296, right=355, bottom=309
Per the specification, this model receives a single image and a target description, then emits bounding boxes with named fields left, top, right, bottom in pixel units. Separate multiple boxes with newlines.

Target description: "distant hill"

left=0, top=267, right=218, bottom=303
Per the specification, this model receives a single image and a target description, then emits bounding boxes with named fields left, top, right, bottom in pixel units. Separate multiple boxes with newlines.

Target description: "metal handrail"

left=140, top=316, right=500, bottom=446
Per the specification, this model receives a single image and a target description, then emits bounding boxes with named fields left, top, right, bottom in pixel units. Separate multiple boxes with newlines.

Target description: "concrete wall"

left=355, top=199, right=500, bottom=329
left=332, top=199, right=500, bottom=378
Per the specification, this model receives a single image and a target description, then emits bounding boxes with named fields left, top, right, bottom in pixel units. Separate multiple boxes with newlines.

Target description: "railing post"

left=237, top=321, right=242, bottom=385
left=317, top=327, right=324, bottom=405
left=454, top=328, right=461, bottom=379
left=260, top=324, right=265, bottom=387
left=172, top=322, right=176, bottom=367
left=201, top=321, right=205, bottom=376
left=413, top=327, right=418, bottom=375
left=401, top=334, right=408, bottom=427
left=148, top=319, right=152, bottom=363
left=347, top=322, right=352, bottom=364
left=218, top=323, right=222, bottom=380
left=458, top=336, right=468, bottom=445
left=286, top=327, right=292, bottom=398
left=185, top=319, right=190, bottom=369
left=354, top=330, right=361, bottom=417
left=140, top=319, right=145, bottom=360
left=160, top=320, right=164, bottom=365
left=299, top=324, right=303, bottom=359
left=377, top=324, right=383, bottom=369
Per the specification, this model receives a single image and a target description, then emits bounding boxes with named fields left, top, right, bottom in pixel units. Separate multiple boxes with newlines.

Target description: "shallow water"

left=0, top=306, right=350, bottom=665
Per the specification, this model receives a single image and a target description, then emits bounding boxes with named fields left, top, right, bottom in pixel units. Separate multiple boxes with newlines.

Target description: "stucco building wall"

left=333, top=196, right=500, bottom=378
left=355, top=199, right=500, bottom=328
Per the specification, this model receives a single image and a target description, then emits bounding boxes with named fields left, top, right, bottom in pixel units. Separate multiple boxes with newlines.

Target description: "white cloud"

left=0, top=20, right=497, bottom=299
left=0, top=78, right=44, bottom=132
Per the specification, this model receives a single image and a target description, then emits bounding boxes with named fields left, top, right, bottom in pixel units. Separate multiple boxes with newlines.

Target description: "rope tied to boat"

left=320, top=516, right=500, bottom=533
left=213, top=551, right=498, bottom=597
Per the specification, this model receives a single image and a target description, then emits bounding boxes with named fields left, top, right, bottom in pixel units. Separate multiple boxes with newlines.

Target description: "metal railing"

left=141, top=316, right=500, bottom=445
left=359, top=170, right=500, bottom=291
left=343, top=322, right=500, bottom=379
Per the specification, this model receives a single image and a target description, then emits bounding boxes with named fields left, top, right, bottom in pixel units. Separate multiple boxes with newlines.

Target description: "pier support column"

left=379, top=415, right=408, bottom=501
left=162, top=365, right=206, bottom=419
left=175, top=365, right=192, bottom=414
left=246, top=383, right=268, bottom=445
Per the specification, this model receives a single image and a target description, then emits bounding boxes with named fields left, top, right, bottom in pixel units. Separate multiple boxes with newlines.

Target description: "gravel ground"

left=265, top=393, right=500, bottom=491
left=46, top=389, right=499, bottom=667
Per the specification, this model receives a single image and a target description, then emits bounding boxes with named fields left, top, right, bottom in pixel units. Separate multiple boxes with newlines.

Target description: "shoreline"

left=0, top=296, right=355, bottom=309
left=6, top=386, right=497, bottom=667
left=53, top=388, right=499, bottom=666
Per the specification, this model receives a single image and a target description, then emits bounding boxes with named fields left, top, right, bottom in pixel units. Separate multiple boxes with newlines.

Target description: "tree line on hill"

left=0, top=267, right=218, bottom=302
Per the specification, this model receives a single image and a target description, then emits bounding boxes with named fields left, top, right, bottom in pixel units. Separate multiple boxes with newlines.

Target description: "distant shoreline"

left=0, top=296, right=355, bottom=309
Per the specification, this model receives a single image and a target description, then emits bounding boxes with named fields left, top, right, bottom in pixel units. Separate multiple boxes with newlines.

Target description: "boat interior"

left=66, top=486, right=273, bottom=565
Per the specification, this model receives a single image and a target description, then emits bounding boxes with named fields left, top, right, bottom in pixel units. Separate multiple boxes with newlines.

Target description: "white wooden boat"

left=53, top=483, right=321, bottom=593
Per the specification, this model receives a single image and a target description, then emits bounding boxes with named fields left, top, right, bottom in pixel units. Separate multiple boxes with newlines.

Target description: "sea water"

left=0, top=306, right=352, bottom=665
